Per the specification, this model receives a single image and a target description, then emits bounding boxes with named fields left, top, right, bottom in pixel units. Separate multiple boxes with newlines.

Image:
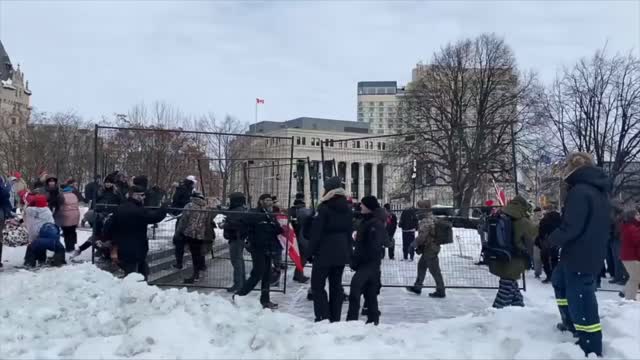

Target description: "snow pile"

left=1, top=264, right=639, bottom=359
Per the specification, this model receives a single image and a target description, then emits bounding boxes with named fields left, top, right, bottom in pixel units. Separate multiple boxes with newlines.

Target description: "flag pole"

left=254, top=100, right=258, bottom=132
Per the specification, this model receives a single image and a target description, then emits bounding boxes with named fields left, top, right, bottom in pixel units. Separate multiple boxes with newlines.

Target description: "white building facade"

left=244, top=117, right=394, bottom=206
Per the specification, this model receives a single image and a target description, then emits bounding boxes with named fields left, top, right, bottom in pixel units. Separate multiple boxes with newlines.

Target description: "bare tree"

left=393, top=33, right=538, bottom=211
left=194, top=113, right=249, bottom=200
left=542, top=49, right=640, bottom=200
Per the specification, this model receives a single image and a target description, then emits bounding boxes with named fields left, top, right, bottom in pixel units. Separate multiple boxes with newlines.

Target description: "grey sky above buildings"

left=0, top=1, right=638, bottom=124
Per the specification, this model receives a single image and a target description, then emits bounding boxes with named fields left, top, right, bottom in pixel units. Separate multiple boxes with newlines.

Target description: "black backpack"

left=482, top=212, right=515, bottom=262
left=435, top=220, right=453, bottom=245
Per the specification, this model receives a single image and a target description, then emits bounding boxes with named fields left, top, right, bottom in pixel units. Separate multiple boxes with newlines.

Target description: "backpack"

left=435, top=220, right=453, bottom=245
left=482, top=212, right=515, bottom=262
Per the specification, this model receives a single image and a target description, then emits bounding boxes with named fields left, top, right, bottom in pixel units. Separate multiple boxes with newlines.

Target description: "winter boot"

left=428, top=289, right=446, bottom=298
left=405, top=285, right=422, bottom=295
left=293, top=273, right=310, bottom=284
left=262, top=301, right=279, bottom=310
left=183, top=274, right=200, bottom=284
left=307, top=291, right=313, bottom=301
left=361, top=307, right=369, bottom=316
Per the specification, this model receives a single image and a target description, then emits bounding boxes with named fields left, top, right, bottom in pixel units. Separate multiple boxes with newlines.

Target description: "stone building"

left=242, top=117, right=394, bottom=206
left=0, top=40, right=32, bottom=127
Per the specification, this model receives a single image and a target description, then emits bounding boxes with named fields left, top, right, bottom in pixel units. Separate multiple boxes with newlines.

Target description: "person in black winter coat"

left=383, top=204, right=398, bottom=260
left=108, top=186, right=168, bottom=280
left=549, top=153, right=610, bottom=358
left=399, top=207, right=418, bottom=261
left=234, top=194, right=282, bottom=309
left=72, top=176, right=122, bottom=259
left=537, top=202, right=562, bottom=283
left=347, top=195, right=385, bottom=325
left=84, top=175, right=101, bottom=207
left=309, top=176, right=353, bottom=322
left=223, top=192, right=248, bottom=293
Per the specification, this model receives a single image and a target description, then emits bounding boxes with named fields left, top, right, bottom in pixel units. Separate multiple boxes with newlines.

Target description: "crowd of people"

left=1, top=150, right=639, bottom=358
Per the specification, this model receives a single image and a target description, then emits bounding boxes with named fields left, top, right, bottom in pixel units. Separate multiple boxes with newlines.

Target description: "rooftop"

left=357, top=81, right=397, bottom=88
left=0, top=40, right=13, bottom=82
left=249, top=117, right=369, bottom=134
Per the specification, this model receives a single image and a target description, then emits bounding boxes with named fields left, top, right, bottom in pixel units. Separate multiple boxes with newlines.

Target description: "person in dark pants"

left=549, top=152, right=610, bottom=358
left=109, top=186, right=168, bottom=280
left=609, top=203, right=628, bottom=285
left=406, top=200, right=446, bottom=298
left=383, top=204, right=397, bottom=260
left=399, top=207, right=418, bottom=261
left=170, top=177, right=196, bottom=269
left=309, top=177, right=353, bottom=322
left=234, top=194, right=282, bottom=309
left=347, top=195, right=385, bottom=325
left=538, top=202, right=562, bottom=283
left=176, top=192, right=215, bottom=284
left=223, top=192, right=248, bottom=292
left=290, top=199, right=313, bottom=283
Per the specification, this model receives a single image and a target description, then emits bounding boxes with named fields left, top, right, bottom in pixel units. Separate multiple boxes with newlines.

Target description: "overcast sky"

left=0, top=1, right=638, bottom=124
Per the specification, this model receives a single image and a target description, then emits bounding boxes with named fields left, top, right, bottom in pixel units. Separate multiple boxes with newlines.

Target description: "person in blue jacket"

left=24, top=223, right=66, bottom=267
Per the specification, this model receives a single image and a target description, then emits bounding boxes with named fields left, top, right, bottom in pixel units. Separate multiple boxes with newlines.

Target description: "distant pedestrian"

left=171, top=176, right=196, bottom=269
left=537, top=202, right=562, bottom=283
left=399, top=207, right=418, bottom=261
left=57, top=182, right=81, bottom=252
left=620, top=208, right=640, bottom=301
left=383, top=204, right=397, bottom=260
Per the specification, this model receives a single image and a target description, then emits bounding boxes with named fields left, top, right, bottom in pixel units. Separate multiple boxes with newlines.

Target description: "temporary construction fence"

left=90, top=125, right=528, bottom=292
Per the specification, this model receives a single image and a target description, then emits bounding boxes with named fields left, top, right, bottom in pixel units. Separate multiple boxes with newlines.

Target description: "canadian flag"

left=275, top=214, right=304, bottom=271
left=256, top=98, right=265, bottom=104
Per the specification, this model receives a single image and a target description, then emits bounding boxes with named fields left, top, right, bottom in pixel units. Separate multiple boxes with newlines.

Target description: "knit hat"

left=563, top=152, right=595, bottom=179
left=417, top=199, right=432, bottom=210
left=258, top=193, right=272, bottom=202
left=29, top=194, right=48, bottom=208
left=133, top=175, right=149, bottom=190
left=293, top=199, right=305, bottom=206
left=324, top=176, right=342, bottom=192
left=360, top=195, right=380, bottom=211
left=186, top=175, right=198, bottom=184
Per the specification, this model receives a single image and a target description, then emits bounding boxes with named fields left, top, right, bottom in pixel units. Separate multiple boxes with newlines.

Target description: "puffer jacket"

left=56, top=187, right=81, bottom=227
left=30, top=223, right=64, bottom=253
left=176, top=197, right=215, bottom=242
left=24, top=206, right=55, bottom=242
left=488, top=196, right=538, bottom=280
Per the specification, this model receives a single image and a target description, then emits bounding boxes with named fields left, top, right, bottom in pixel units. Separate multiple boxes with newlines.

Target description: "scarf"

left=320, top=188, right=346, bottom=203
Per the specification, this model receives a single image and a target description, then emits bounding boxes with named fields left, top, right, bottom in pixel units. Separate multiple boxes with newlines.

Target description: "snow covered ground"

left=1, top=263, right=638, bottom=359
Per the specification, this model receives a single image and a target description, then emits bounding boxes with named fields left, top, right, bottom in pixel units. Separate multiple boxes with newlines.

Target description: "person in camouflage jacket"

left=176, top=192, right=215, bottom=283
left=406, top=200, right=445, bottom=298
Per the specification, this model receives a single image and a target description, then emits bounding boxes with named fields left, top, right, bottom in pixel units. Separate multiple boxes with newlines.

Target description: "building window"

left=296, top=136, right=301, bottom=145
left=382, top=142, right=386, bottom=150
left=330, top=140, right=335, bottom=147
left=11, top=117, right=17, bottom=125
left=311, top=138, right=315, bottom=146
left=377, top=142, right=381, bottom=150
left=356, top=141, right=361, bottom=149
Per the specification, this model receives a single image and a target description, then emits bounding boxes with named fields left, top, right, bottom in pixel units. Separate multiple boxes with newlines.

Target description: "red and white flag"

left=256, top=98, right=265, bottom=104
left=275, top=214, right=303, bottom=272
left=492, top=179, right=507, bottom=206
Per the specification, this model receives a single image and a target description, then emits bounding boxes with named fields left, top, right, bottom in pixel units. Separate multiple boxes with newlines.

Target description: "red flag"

left=256, top=98, right=265, bottom=104
left=275, top=214, right=303, bottom=271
